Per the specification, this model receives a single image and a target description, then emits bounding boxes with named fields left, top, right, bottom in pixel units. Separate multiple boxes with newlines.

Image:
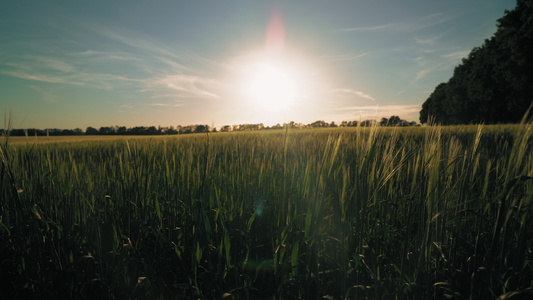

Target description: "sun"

left=231, top=51, right=323, bottom=125
left=242, top=59, right=301, bottom=112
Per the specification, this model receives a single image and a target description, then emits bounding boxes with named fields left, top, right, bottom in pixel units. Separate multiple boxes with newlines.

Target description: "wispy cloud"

left=421, top=13, right=443, bottom=20
left=413, top=69, right=430, bottom=83
left=415, top=13, right=457, bottom=31
left=72, top=49, right=145, bottom=64
left=29, top=85, right=58, bottom=103
left=337, top=12, right=457, bottom=34
left=414, top=34, right=445, bottom=46
left=90, top=25, right=186, bottom=62
left=443, top=49, right=470, bottom=62
left=78, top=26, right=231, bottom=100
left=337, top=23, right=399, bottom=32
left=395, top=62, right=444, bottom=95
left=397, top=52, right=454, bottom=95
left=0, top=24, right=230, bottom=102
left=146, top=102, right=184, bottom=107
left=408, top=48, right=471, bottom=86
left=29, top=55, right=75, bottom=72
left=1, top=69, right=75, bottom=85
left=320, top=52, right=368, bottom=62
left=143, top=74, right=224, bottom=100
left=330, top=89, right=375, bottom=101
left=0, top=53, right=125, bottom=89
left=331, top=104, right=421, bottom=121
left=334, top=104, right=419, bottom=112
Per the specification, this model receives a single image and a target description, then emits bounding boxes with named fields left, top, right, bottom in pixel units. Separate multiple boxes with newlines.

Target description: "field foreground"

left=1, top=125, right=532, bottom=299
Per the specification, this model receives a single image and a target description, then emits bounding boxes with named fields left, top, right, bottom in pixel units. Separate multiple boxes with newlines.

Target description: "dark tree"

left=98, top=127, right=115, bottom=135
left=420, top=0, right=533, bottom=124
left=360, top=120, right=375, bottom=127
left=117, top=126, right=127, bottom=135
left=388, top=116, right=401, bottom=126
left=310, top=120, right=327, bottom=128
left=146, top=126, right=159, bottom=135
left=128, top=126, right=147, bottom=135
left=86, top=127, right=98, bottom=135
left=194, top=125, right=207, bottom=133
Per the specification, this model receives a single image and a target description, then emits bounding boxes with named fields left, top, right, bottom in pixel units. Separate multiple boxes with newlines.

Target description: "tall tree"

left=420, top=0, right=533, bottom=124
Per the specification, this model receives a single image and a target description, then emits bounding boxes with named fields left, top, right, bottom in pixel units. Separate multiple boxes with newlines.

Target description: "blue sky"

left=0, top=0, right=515, bottom=129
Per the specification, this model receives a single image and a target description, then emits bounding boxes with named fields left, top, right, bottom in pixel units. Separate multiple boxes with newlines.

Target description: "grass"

left=7, top=135, right=165, bottom=145
left=1, top=124, right=532, bottom=299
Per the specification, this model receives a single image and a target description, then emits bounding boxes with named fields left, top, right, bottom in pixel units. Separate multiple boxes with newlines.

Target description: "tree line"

left=420, top=0, right=533, bottom=125
left=0, top=116, right=417, bottom=136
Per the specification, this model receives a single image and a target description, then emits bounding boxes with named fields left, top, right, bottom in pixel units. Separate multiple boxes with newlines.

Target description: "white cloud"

left=413, top=69, right=430, bottom=82
left=443, top=49, right=470, bottom=62
left=320, top=52, right=368, bottom=62
left=0, top=54, right=124, bottom=89
left=143, top=74, right=224, bottom=99
left=414, top=34, right=445, bottom=47
left=409, top=61, right=446, bottom=85
left=0, top=24, right=231, bottom=102
left=337, top=23, right=400, bottom=32
left=1, top=69, right=73, bottom=84
left=415, top=13, right=457, bottom=31
left=330, top=88, right=375, bottom=101
left=337, top=12, right=457, bottom=34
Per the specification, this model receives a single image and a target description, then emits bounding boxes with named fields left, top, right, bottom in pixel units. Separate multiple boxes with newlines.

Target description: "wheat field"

left=1, top=124, right=532, bottom=299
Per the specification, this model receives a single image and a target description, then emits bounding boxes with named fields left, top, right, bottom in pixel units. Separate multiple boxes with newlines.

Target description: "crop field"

left=1, top=124, right=532, bottom=299
left=7, top=135, right=161, bottom=146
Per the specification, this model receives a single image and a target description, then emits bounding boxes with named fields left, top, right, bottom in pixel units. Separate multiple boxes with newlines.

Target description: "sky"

left=0, top=0, right=516, bottom=129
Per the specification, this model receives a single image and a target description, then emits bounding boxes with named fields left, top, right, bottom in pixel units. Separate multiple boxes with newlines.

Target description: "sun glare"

left=230, top=51, right=325, bottom=125
left=242, top=59, right=301, bottom=112
left=229, top=9, right=320, bottom=125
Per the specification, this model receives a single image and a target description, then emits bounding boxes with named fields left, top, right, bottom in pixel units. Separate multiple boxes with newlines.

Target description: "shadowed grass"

left=1, top=123, right=532, bottom=299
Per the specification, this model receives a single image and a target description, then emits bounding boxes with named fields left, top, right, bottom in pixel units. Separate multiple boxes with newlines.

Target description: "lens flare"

left=265, top=8, right=285, bottom=55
